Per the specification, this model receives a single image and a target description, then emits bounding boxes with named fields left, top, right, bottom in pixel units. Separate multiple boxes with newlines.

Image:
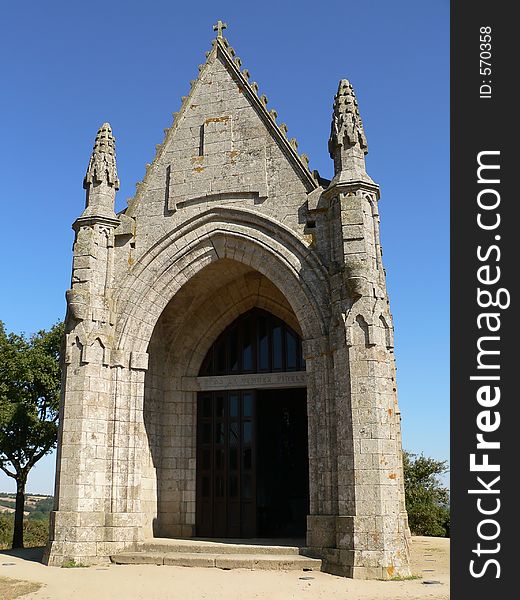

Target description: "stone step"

left=111, top=551, right=321, bottom=571
left=137, top=538, right=304, bottom=556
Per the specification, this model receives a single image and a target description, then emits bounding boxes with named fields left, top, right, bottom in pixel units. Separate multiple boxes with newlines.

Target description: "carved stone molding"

left=194, top=371, right=306, bottom=391
left=130, top=351, right=149, bottom=371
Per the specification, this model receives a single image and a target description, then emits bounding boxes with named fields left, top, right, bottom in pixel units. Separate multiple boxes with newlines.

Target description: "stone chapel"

left=44, top=22, right=411, bottom=578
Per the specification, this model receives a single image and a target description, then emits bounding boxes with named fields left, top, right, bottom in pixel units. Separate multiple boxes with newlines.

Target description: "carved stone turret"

left=324, top=80, right=382, bottom=300
left=46, top=123, right=123, bottom=568
left=66, top=123, right=120, bottom=323
left=328, top=80, right=373, bottom=186
left=81, top=122, right=120, bottom=221
left=313, top=78, right=411, bottom=579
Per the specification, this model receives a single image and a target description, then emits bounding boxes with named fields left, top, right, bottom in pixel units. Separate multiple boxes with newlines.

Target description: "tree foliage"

left=0, top=321, right=63, bottom=548
left=403, top=450, right=450, bottom=537
left=0, top=514, right=50, bottom=550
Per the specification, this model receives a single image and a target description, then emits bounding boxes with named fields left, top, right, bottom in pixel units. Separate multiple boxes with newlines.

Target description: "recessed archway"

left=196, top=307, right=309, bottom=539
left=142, top=258, right=313, bottom=539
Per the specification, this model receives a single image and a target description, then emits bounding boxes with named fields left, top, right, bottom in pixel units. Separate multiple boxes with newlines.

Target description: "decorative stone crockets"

left=65, top=123, right=121, bottom=325
left=328, top=80, right=373, bottom=186
left=81, top=122, right=120, bottom=221
left=317, top=78, right=411, bottom=578
left=47, top=22, right=411, bottom=580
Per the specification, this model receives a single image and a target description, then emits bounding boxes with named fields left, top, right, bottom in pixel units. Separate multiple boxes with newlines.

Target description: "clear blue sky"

left=0, top=0, right=449, bottom=494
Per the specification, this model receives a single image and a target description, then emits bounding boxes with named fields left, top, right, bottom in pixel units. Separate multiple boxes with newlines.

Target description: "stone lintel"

left=194, top=371, right=306, bottom=391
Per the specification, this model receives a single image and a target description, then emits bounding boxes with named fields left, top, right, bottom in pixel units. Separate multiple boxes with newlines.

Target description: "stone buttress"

left=305, top=80, right=411, bottom=577
left=45, top=23, right=411, bottom=578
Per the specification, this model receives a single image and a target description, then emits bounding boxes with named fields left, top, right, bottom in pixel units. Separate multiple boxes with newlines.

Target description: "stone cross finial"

left=84, top=122, right=120, bottom=190
left=213, top=20, right=227, bottom=38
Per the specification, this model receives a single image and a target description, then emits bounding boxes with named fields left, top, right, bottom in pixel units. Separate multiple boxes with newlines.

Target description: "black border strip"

left=451, top=3, right=516, bottom=597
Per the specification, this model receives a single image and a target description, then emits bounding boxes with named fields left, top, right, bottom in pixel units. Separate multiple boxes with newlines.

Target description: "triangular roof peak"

left=208, top=21, right=317, bottom=189
left=127, top=21, right=318, bottom=210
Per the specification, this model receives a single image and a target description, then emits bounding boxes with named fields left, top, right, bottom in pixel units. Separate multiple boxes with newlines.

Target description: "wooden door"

left=196, top=390, right=256, bottom=538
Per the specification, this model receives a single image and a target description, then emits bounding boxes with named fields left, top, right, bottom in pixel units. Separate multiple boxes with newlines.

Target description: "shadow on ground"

left=0, top=547, right=45, bottom=564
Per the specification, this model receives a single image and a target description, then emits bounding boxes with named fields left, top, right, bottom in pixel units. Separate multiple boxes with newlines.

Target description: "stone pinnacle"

left=328, top=79, right=368, bottom=159
left=83, top=122, right=120, bottom=190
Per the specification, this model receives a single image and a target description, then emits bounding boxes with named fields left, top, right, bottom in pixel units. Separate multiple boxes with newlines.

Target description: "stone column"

left=44, top=123, right=131, bottom=565
left=319, top=80, right=411, bottom=578
left=44, top=220, right=118, bottom=565
left=304, top=337, right=338, bottom=552
left=102, top=356, right=148, bottom=553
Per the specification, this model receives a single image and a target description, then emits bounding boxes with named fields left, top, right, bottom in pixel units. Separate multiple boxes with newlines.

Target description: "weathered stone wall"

left=114, top=44, right=314, bottom=282
left=143, top=262, right=303, bottom=538
left=45, top=28, right=411, bottom=579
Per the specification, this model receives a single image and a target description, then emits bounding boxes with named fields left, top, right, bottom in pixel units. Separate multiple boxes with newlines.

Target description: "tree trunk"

left=12, top=477, right=26, bottom=549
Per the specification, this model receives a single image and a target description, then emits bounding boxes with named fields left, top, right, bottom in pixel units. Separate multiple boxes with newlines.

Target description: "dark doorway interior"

left=195, top=387, right=309, bottom=539
left=256, top=388, right=309, bottom=538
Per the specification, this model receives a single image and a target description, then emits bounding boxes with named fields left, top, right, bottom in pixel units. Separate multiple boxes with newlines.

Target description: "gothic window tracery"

left=199, top=308, right=305, bottom=376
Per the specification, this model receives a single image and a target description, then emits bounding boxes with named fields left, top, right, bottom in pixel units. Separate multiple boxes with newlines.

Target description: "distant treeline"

left=0, top=492, right=51, bottom=497
left=0, top=496, right=53, bottom=521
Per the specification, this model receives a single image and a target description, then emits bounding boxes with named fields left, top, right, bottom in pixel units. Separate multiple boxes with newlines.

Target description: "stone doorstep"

left=110, top=552, right=321, bottom=571
left=138, top=538, right=304, bottom=556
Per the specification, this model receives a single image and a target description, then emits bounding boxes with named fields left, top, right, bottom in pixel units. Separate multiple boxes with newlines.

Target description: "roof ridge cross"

left=213, top=20, right=227, bottom=39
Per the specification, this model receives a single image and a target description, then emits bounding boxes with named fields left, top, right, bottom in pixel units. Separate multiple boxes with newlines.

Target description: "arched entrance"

left=196, top=308, right=309, bottom=538
left=140, top=257, right=321, bottom=542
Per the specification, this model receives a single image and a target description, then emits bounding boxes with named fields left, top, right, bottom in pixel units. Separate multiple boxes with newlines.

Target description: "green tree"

left=403, top=451, right=450, bottom=537
left=0, top=321, right=63, bottom=548
left=0, top=514, right=50, bottom=550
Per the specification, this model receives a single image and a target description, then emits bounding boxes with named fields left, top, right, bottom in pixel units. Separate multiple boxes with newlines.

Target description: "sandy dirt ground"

left=0, top=536, right=449, bottom=600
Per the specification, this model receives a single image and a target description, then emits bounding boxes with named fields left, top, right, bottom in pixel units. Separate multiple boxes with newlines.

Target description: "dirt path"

left=0, top=536, right=449, bottom=600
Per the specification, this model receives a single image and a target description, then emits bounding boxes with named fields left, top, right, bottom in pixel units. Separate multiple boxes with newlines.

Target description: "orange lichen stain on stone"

left=386, top=566, right=395, bottom=578
left=388, top=473, right=397, bottom=479
left=191, top=156, right=204, bottom=164
left=303, top=233, right=316, bottom=247
left=128, top=253, right=134, bottom=266
left=388, top=408, right=393, bottom=416
left=205, top=115, right=230, bottom=124
left=193, top=166, right=205, bottom=173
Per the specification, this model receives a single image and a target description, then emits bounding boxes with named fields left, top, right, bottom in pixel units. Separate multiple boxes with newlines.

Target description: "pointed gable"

left=126, top=28, right=317, bottom=221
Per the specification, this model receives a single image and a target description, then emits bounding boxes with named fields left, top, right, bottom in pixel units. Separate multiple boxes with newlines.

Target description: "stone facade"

left=44, top=22, right=411, bottom=578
